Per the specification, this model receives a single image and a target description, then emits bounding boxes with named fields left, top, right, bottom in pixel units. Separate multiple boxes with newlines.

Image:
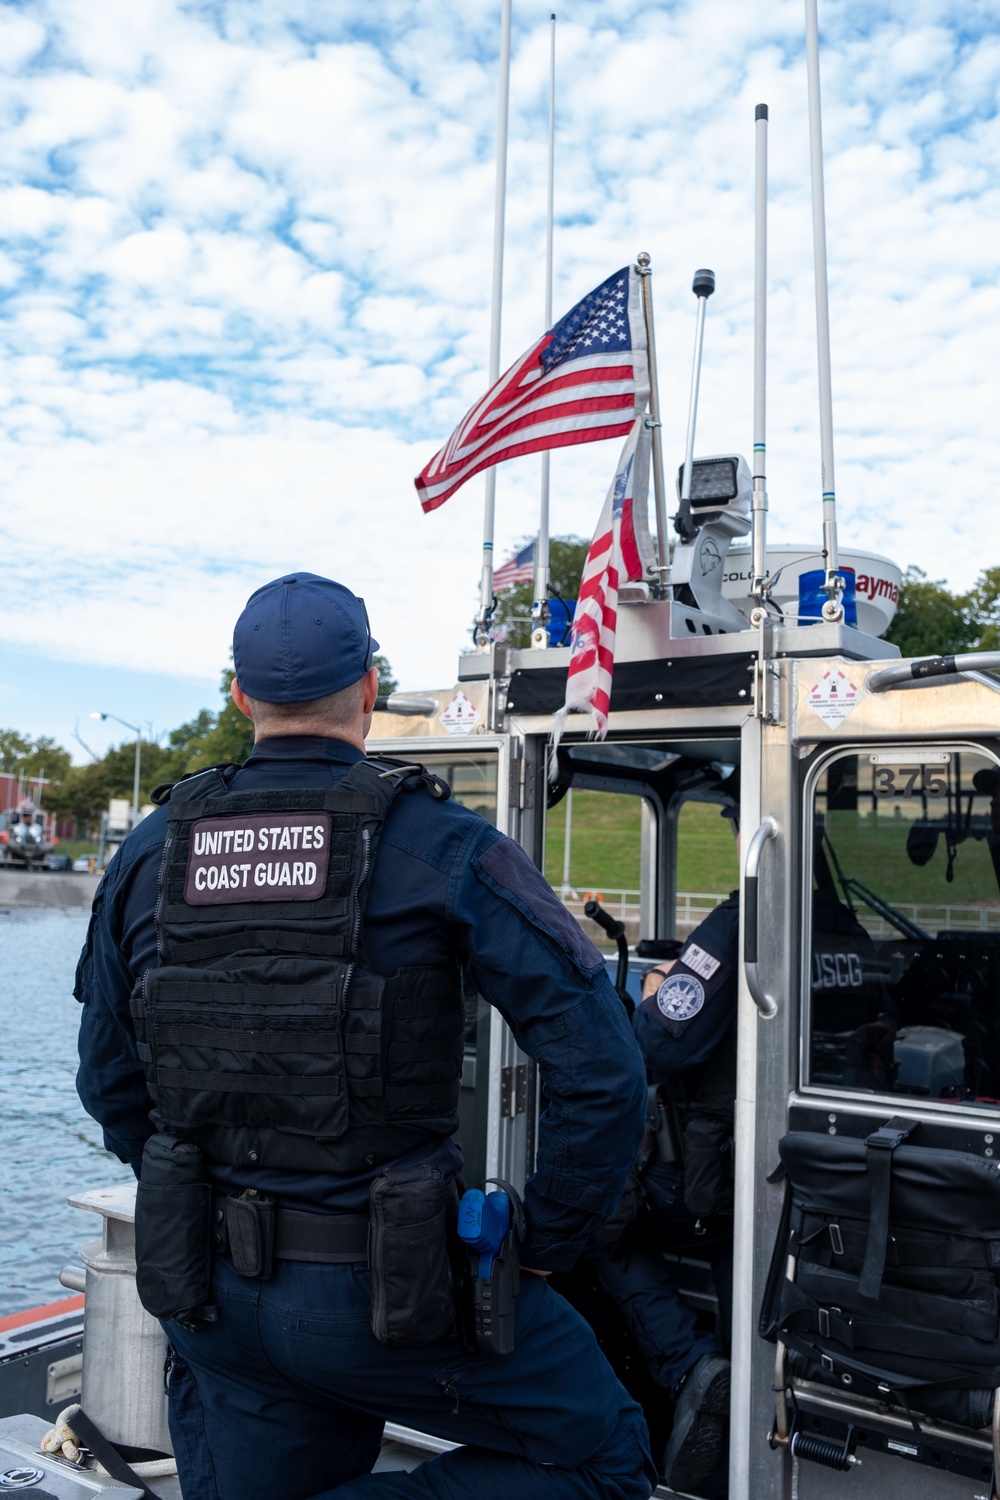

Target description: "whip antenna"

left=531, top=13, right=557, bottom=649
left=804, top=0, right=843, bottom=619
left=675, top=268, right=716, bottom=543
left=750, top=104, right=769, bottom=610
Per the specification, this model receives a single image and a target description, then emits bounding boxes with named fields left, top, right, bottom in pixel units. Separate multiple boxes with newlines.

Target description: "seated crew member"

left=74, top=572, right=656, bottom=1500
left=588, top=806, right=739, bottom=1497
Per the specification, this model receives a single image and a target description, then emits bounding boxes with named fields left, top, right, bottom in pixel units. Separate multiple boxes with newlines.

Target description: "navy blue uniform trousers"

left=166, top=1257, right=655, bottom=1500
left=587, top=1162, right=724, bottom=1393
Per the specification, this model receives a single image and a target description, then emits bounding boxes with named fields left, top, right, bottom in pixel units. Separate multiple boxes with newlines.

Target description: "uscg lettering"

left=184, top=812, right=331, bottom=905
left=812, top=951, right=864, bottom=989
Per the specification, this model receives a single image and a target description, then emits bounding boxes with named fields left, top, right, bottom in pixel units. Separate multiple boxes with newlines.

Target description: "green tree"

left=491, top=536, right=588, bottom=649
left=0, top=729, right=74, bottom=813
left=966, top=567, right=1000, bottom=652
left=884, top=567, right=976, bottom=660
left=0, top=729, right=32, bottom=772
left=374, top=654, right=397, bottom=696
left=179, top=669, right=255, bottom=770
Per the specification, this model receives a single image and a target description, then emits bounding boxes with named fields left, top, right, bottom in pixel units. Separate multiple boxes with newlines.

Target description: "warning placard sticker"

left=807, top=669, right=862, bottom=725
left=441, top=691, right=480, bottom=736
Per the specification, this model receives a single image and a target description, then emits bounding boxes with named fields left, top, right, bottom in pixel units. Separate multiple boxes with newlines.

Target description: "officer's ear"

left=231, top=678, right=254, bottom=723
left=360, top=665, right=379, bottom=717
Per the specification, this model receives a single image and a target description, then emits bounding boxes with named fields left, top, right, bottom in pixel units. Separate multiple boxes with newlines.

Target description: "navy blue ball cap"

left=233, top=572, right=379, bottom=704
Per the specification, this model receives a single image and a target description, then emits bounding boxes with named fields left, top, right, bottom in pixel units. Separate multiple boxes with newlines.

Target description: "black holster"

left=134, top=1133, right=218, bottom=1329
left=683, top=1112, right=734, bottom=1220
left=369, top=1166, right=455, bottom=1346
left=467, top=1181, right=524, bottom=1358
left=225, top=1191, right=275, bottom=1280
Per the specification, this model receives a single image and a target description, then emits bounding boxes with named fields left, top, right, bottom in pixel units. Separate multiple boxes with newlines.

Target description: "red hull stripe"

left=0, top=1294, right=85, bottom=1333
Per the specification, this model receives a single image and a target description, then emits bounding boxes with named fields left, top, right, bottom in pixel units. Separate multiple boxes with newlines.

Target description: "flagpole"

left=531, top=12, right=557, bottom=650
left=804, top=0, right=843, bottom=619
left=475, top=0, right=514, bottom=649
left=635, top=252, right=669, bottom=597
left=750, top=104, right=769, bottom=609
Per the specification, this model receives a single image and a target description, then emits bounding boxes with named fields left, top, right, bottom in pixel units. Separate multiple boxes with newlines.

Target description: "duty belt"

left=212, top=1192, right=369, bottom=1266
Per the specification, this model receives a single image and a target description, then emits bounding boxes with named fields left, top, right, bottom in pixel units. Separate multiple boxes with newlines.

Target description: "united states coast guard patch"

left=656, top=972, right=706, bottom=1022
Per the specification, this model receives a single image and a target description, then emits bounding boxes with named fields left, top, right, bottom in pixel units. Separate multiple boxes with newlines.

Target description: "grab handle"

left=744, top=817, right=778, bottom=1019
left=867, top=652, right=1000, bottom=692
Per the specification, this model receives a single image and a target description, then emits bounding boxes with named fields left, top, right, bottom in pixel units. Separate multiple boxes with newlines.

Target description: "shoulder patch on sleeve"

left=476, top=836, right=603, bottom=972
left=681, top=942, right=721, bottom=982
left=656, top=971, right=706, bottom=1023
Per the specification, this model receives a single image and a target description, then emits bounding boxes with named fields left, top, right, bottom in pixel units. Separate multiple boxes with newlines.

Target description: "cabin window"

left=674, top=799, right=740, bottom=941
left=408, top=752, right=498, bottom=825
left=804, top=746, right=1000, bottom=1106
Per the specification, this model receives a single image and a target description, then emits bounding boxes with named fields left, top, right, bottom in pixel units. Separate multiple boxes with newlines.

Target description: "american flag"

left=555, top=418, right=651, bottom=740
left=415, top=267, right=649, bottom=512
left=493, top=540, right=536, bottom=592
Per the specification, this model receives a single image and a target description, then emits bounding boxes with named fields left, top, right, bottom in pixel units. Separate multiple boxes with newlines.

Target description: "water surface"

left=0, top=907, right=132, bottom=1316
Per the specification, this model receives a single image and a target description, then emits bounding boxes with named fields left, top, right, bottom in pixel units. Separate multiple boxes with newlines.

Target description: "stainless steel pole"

left=751, top=105, right=769, bottom=607
left=531, top=13, right=557, bottom=650
left=804, top=0, right=842, bottom=613
left=561, top=785, right=573, bottom=892
left=676, top=269, right=715, bottom=543
left=635, top=252, right=669, bottom=595
left=475, top=0, right=514, bottom=648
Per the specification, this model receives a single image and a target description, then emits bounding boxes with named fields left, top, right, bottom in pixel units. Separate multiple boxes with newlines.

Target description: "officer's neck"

left=252, top=721, right=366, bottom=752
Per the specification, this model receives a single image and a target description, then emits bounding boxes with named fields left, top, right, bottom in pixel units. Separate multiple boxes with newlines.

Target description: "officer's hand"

left=641, top=962, right=675, bottom=1001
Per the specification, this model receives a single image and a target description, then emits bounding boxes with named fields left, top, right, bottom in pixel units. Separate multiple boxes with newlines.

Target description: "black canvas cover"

left=505, top=653, right=756, bottom=717
left=762, top=1126, right=1000, bottom=1402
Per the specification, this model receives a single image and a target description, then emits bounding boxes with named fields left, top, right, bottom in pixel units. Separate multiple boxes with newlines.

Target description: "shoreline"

left=0, top=871, right=101, bottom=911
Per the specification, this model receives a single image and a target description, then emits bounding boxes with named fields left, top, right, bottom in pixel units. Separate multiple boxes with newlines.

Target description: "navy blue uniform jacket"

left=632, top=893, right=740, bottom=1091
left=75, top=736, right=647, bottom=1272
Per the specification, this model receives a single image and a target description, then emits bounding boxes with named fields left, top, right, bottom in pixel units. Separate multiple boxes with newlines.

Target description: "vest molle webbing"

left=131, top=759, right=464, bottom=1175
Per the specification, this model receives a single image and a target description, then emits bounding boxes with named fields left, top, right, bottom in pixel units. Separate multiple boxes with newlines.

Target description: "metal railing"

left=559, top=889, right=730, bottom=945
left=560, top=888, right=1000, bottom=947
left=858, top=901, right=1000, bottom=940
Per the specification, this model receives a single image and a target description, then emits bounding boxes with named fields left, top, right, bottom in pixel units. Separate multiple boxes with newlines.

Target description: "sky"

left=0, top=0, right=997, bottom=759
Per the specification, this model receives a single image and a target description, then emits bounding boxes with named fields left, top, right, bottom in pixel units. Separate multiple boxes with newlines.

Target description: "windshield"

left=805, top=746, right=1000, bottom=1105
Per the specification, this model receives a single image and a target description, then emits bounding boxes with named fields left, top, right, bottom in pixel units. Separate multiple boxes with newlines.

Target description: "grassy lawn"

left=545, top=793, right=738, bottom=895
left=822, top=810, right=1000, bottom=911
left=543, top=785, right=997, bottom=916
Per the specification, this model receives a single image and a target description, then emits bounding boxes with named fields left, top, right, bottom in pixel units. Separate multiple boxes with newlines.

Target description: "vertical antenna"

left=804, top=0, right=842, bottom=616
left=635, top=252, right=669, bottom=595
left=750, top=104, right=769, bottom=609
left=675, top=269, right=716, bottom=543
left=475, top=0, right=514, bottom=648
left=531, top=12, right=557, bottom=649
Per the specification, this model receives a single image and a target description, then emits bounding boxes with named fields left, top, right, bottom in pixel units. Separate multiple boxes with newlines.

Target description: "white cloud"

left=0, top=0, right=996, bottom=716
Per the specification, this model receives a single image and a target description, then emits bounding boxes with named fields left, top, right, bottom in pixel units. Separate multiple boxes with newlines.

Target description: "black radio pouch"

left=683, top=1113, right=735, bottom=1221
left=135, top=1133, right=218, bottom=1329
left=225, top=1191, right=275, bottom=1280
left=369, top=1166, right=455, bottom=1347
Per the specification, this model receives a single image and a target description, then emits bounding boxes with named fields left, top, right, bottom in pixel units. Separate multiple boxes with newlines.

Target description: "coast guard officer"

left=75, top=573, right=654, bottom=1500
left=589, top=809, right=740, bottom=1495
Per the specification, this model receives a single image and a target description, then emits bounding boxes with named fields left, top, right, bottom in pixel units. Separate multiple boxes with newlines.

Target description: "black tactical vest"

left=130, top=759, right=465, bottom=1175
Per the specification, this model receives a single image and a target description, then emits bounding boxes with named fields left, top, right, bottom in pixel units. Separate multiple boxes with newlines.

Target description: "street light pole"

left=91, top=711, right=142, bottom=827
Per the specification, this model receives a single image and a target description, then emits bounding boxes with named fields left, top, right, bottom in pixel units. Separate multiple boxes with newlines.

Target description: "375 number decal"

left=872, top=767, right=946, bottom=798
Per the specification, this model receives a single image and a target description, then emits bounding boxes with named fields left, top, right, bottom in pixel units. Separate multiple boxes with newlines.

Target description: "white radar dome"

left=721, top=545, right=901, bottom=638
